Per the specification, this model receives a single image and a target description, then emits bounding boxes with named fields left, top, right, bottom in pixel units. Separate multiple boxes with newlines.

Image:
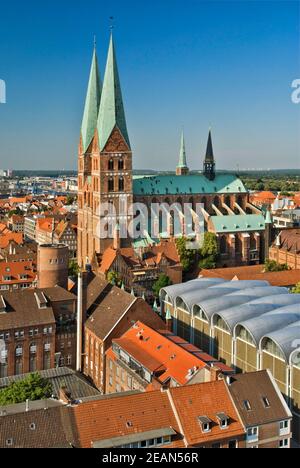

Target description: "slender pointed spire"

left=205, top=129, right=214, bottom=162
left=203, top=129, right=216, bottom=180
left=176, top=131, right=189, bottom=176
left=178, top=132, right=187, bottom=167
left=81, top=45, right=102, bottom=152
left=97, top=34, right=130, bottom=151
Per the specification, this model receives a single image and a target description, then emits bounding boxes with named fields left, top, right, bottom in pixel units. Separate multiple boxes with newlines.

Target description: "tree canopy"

left=199, top=232, right=219, bottom=270
left=0, top=373, right=53, bottom=406
left=153, top=274, right=172, bottom=297
left=264, top=260, right=289, bottom=272
left=291, top=283, right=300, bottom=294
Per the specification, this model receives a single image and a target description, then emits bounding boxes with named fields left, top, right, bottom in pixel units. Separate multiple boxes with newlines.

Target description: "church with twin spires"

left=77, top=34, right=270, bottom=277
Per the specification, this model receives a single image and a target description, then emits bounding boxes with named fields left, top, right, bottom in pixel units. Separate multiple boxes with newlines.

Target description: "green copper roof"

left=97, top=35, right=130, bottom=151
left=265, top=210, right=273, bottom=224
left=81, top=47, right=102, bottom=152
left=211, top=214, right=265, bottom=233
left=133, top=173, right=247, bottom=196
left=166, top=309, right=172, bottom=321
left=177, top=132, right=188, bottom=168
left=205, top=130, right=215, bottom=163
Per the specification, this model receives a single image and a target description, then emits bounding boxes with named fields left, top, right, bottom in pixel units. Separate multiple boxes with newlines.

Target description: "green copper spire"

left=81, top=46, right=102, bottom=152
left=166, top=309, right=172, bottom=321
left=177, top=132, right=188, bottom=168
left=265, top=210, right=273, bottom=225
left=97, top=34, right=131, bottom=151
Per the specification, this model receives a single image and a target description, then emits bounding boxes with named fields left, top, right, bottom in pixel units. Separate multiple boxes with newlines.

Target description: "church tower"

left=176, top=132, right=189, bottom=176
left=78, top=35, right=133, bottom=268
left=203, top=130, right=216, bottom=181
left=78, top=44, right=102, bottom=268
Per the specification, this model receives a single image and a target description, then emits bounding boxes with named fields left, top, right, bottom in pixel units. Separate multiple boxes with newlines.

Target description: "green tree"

left=66, top=195, right=76, bottom=205
left=0, top=373, right=53, bottom=406
left=107, top=271, right=122, bottom=287
left=68, top=260, right=79, bottom=277
left=291, top=283, right=300, bottom=294
left=201, top=232, right=218, bottom=258
left=199, top=233, right=219, bottom=270
left=153, top=274, right=172, bottom=298
left=175, top=237, right=196, bottom=272
left=264, top=260, right=289, bottom=272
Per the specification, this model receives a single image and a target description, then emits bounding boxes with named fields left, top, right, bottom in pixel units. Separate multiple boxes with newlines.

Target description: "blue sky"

left=0, top=0, right=299, bottom=170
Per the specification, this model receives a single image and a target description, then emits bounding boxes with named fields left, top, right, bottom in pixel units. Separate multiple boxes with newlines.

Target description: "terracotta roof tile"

left=72, top=391, right=181, bottom=448
left=170, top=381, right=245, bottom=446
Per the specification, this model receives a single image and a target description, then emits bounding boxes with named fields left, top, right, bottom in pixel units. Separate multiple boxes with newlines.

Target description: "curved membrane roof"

left=260, top=321, right=300, bottom=362
left=193, top=287, right=287, bottom=320
left=161, top=279, right=300, bottom=357
left=160, top=278, right=225, bottom=304
left=290, top=348, right=300, bottom=367
left=175, top=280, right=270, bottom=312
left=235, top=303, right=300, bottom=346
left=213, top=294, right=300, bottom=333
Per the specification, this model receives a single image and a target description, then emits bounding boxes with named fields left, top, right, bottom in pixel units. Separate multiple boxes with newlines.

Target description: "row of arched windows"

left=108, top=159, right=124, bottom=171
left=108, top=177, right=125, bottom=192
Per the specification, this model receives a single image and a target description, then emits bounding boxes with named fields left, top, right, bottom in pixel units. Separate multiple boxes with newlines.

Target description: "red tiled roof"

left=170, top=381, right=244, bottom=446
left=0, top=232, right=23, bottom=249
left=200, top=264, right=300, bottom=287
left=0, top=261, right=36, bottom=285
left=72, top=391, right=182, bottom=448
left=112, top=321, right=207, bottom=386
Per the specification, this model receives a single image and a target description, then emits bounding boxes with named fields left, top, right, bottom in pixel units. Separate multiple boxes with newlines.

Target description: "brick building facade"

left=0, top=287, right=77, bottom=378
left=77, top=35, right=269, bottom=274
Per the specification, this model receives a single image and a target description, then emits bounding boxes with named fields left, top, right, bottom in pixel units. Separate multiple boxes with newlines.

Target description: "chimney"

left=210, top=366, right=222, bottom=382
left=76, top=272, right=83, bottom=372
left=276, top=234, right=281, bottom=247
left=59, top=387, right=72, bottom=405
left=113, top=223, right=121, bottom=250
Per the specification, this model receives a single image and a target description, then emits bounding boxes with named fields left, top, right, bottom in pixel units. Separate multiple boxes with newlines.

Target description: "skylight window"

left=243, top=400, right=252, bottom=411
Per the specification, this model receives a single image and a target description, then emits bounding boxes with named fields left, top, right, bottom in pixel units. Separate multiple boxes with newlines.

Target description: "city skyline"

left=0, top=0, right=299, bottom=171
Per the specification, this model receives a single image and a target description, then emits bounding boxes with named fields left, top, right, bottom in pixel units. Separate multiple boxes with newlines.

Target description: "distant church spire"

left=203, top=129, right=216, bottom=180
left=81, top=45, right=102, bottom=153
left=97, top=33, right=131, bottom=151
left=176, top=131, right=189, bottom=176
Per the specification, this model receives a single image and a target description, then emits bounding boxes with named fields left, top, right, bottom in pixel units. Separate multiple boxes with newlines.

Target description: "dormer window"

left=216, top=413, right=229, bottom=429
left=198, top=416, right=212, bottom=433
left=262, top=397, right=270, bottom=408
left=243, top=400, right=252, bottom=411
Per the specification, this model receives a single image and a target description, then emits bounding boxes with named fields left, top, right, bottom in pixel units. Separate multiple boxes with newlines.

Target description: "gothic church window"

left=108, top=178, right=114, bottom=192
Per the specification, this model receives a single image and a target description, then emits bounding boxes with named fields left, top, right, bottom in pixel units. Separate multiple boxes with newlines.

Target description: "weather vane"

left=110, top=16, right=114, bottom=31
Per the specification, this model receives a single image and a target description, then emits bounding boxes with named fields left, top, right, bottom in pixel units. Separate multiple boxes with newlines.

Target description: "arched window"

left=119, top=177, right=124, bottom=192
left=15, top=345, right=23, bottom=375
left=225, top=196, right=231, bottom=209
left=250, top=234, right=257, bottom=251
left=201, top=197, right=207, bottom=211
left=29, top=343, right=37, bottom=372
left=108, top=178, right=114, bottom=192
left=236, top=235, right=243, bottom=254
left=213, top=196, right=220, bottom=208
left=118, top=159, right=124, bottom=171
left=108, top=159, right=114, bottom=171
left=220, top=235, right=228, bottom=254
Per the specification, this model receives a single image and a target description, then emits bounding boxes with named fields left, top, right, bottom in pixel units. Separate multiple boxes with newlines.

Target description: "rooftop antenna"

left=93, top=35, right=97, bottom=49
